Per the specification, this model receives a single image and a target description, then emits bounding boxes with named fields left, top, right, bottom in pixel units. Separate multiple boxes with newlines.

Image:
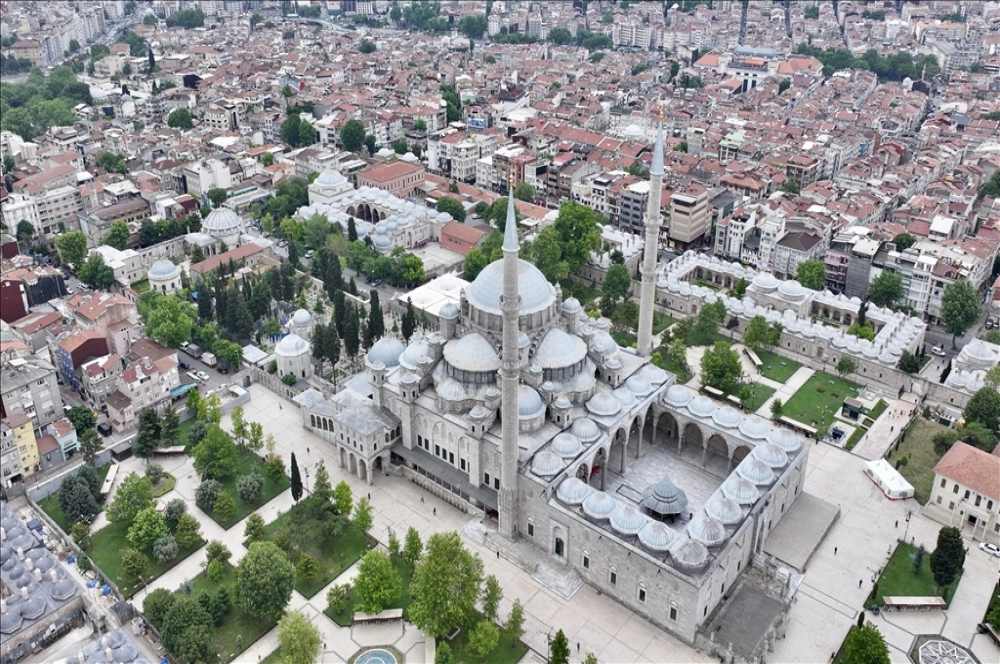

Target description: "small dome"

left=586, top=390, right=621, bottom=417
left=624, top=123, right=643, bottom=139
left=642, top=476, right=688, bottom=516
left=582, top=491, right=617, bottom=521
left=291, top=308, right=312, bottom=327
left=669, top=538, right=709, bottom=570
left=687, top=395, right=717, bottom=418
left=778, top=279, right=806, bottom=300
left=722, top=476, right=759, bottom=505
left=666, top=384, right=694, bottom=407
left=964, top=339, right=997, bottom=361
left=738, top=417, right=771, bottom=440
left=641, top=364, right=669, bottom=384
left=553, top=396, right=571, bottom=409
left=613, top=387, right=636, bottom=408
left=610, top=504, right=647, bottom=537
left=275, top=333, right=308, bottom=357
left=625, top=375, right=653, bottom=397
left=556, top=477, right=591, bottom=505
left=531, top=450, right=564, bottom=478
left=469, top=405, right=489, bottom=419
left=712, top=406, right=743, bottom=429
left=203, top=207, right=245, bottom=237
left=439, top=302, right=460, bottom=319
left=518, top=385, right=545, bottom=419
left=551, top=433, right=583, bottom=458
left=148, top=259, right=180, bottom=279
left=399, top=338, right=431, bottom=370
left=569, top=417, right=601, bottom=443
left=366, top=337, right=405, bottom=368
left=766, top=428, right=802, bottom=453
left=638, top=521, right=676, bottom=552
left=752, top=272, right=778, bottom=292
left=562, top=297, right=582, bottom=314
left=687, top=515, right=727, bottom=547
left=752, top=442, right=789, bottom=468
left=705, top=494, right=743, bottom=525
left=737, top=457, right=776, bottom=485
left=444, top=333, right=500, bottom=373
left=314, top=168, right=347, bottom=187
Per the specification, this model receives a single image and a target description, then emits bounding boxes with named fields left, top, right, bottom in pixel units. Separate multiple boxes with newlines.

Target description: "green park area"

left=723, top=382, right=775, bottom=412
left=755, top=349, right=802, bottom=384
left=885, top=417, right=956, bottom=504
left=88, top=520, right=203, bottom=598
left=782, top=371, right=861, bottom=434
left=189, top=563, right=276, bottom=663
left=869, top=542, right=960, bottom=607
left=325, top=557, right=414, bottom=627
left=449, top=619, right=529, bottom=664
left=208, top=447, right=290, bottom=529
left=39, top=463, right=112, bottom=532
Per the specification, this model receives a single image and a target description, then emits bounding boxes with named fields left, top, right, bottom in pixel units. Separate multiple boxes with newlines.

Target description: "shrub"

left=143, top=587, right=175, bottom=629
left=205, top=540, right=232, bottom=566
left=195, top=479, right=222, bottom=511
left=817, top=387, right=826, bottom=393
left=77, top=552, right=92, bottom=572
left=327, top=583, right=351, bottom=615
left=152, top=534, right=179, bottom=564
left=71, top=522, right=91, bottom=549
left=236, top=472, right=264, bottom=505
left=145, top=463, right=165, bottom=484
left=207, top=558, right=225, bottom=584
left=164, top=498, right=186, bottom=529
left=281, top=373, right=297, bottom=386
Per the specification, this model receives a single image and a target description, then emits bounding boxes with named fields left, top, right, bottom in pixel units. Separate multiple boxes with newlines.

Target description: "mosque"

left=293, top=127, right=811, bottom=658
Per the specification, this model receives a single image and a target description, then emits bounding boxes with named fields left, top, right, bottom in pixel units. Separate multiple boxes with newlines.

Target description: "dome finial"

left=503, top=174, right=518, bottom=252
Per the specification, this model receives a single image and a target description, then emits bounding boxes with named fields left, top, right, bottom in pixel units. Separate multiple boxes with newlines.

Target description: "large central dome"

left=466, top=258, right=557, bottom=315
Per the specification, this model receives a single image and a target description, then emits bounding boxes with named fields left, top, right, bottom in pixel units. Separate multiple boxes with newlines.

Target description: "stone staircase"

left=531, top=561, right=584, bottom=601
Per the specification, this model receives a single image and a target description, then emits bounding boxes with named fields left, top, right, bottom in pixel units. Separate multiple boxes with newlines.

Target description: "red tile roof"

left=933, top=442, right=1000, bottom=500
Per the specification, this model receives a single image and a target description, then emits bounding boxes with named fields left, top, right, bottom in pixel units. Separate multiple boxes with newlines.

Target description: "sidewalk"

left=850, top=403, right=916, bottom=461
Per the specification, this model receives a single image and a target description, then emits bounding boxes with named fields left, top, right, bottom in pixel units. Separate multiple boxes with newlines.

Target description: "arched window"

left=609, top=566, right=618, bottom=586
left=582, top=550, right=590, bottom=570
left=637, top=582, right=647, bottom=603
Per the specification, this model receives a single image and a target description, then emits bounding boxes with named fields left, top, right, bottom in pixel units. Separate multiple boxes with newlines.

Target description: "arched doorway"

left=732, top=445, right=751, bottom=467
left=610, top=429, right=628, bottom=474
left=590, top=448, right=607, bottom=490
left=705, top=434, right=730, bottom=474
left=348, top=453, right=357, bottom=475
left=626, top=418, right=643, bottom=460
left=659, top=412, right=679, bottom=445
left=576, top=463, right=589, bottom=480
left=339, top=447, right=347, bottom=469
left=359, top=459, right=368, bottom=483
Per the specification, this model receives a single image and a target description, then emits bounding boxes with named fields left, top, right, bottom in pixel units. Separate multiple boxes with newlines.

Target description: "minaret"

left=637, top=113, right=665, bottom=356
left=498, top=187, right=520, bottom=540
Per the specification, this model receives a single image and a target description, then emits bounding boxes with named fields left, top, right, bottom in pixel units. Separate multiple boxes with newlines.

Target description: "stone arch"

left=551, top=523, right=567, bottom=560
left=348, top=452, right=358, bottom=474
left=682, top=422, right=704, bottom=448
left=576, top=463, right=589, bottom=480
left=706, top=433, right=729, bottom=461
left=626, top=416, right=644, bottom=460
left=610, top=427, right=628, bottom=474
left=657, top=411, right=679, bottom=442
left=339, top=446, right=347, bottom=468
left=590, top=447, right=608, bottom=490
left=732, top=444, right=752, bottom=466
left=347, top=206, right=356, bottom=217
left=359, top=459, right=368, bottom=483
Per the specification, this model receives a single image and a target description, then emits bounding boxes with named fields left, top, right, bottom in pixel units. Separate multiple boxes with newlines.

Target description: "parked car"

left=931, top=345, right=946, bottom=356
left=304, top=249, right=314, bottom=260
left=196, top=370, right=210, bottom=381
left=979, top=542, right=1000, bottom=558
left=179, top=361, right=190, bottom=371
left=186, top=370, right=201, bottom=383
left=97, top=422, right=112, bottom=437
left=987, top=319, right=996, bottom=330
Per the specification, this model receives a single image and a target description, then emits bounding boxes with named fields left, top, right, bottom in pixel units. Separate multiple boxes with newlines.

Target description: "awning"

left=393, top=443, right=498, bottom=511
left=170, top=383, right=199, bottom=398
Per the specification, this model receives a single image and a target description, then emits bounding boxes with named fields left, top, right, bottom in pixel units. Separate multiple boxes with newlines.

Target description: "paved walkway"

left=850, top=403, right=918, bottom=461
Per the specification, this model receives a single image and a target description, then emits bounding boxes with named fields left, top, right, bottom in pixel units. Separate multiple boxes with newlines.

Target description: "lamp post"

left=304, top=467, right=311, bottom=495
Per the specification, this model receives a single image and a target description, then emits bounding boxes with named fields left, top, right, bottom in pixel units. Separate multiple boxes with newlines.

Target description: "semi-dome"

left=551, top=433, right=583, bottom=458
left=202, top=207, right=244, bottom=237
left=531, top=450, right=563, bottom=478
left=705, top=494, right=743, bottom=526
left=366, top=337, right=405, bottom=368
left=638, top=521, right=676, bottom=552
left=687, top=515, right=727, bottom=547
left=722, top=476, right=759, bottom=505
left=687, top=395, right=717, bottom=418
left=642, top=476, right=688, bottom=516
left=465, top=258, right=556, bottom=316
left=752, top=442, right=788, bottom=468
left=737, top=457, right=776, bottom=485
left=275, top=333, right=309, bottom=357
left=148, top=259, right=180, bottom=279
left=752, top=272, right=778, bottom=292
left=399, top=338, right=431, bottom=370
left=444, top=333, right=500, bottom=373
left=569, top=417, right=601, bottom=443
left=439, top=302, right=460, bottom=319
left=668, top=538, right=709, bottom=570
left=518, top=385, right=545, bottom=419
left=556, top=477, right=591, bottom=505
left=291, top=308, right=312, bottom=327
left=586, top=390, right=621, bottom=417
left=666, top=384, right=694, bottom=407
left=582, top=491, right=617, bottom=520
left=533, top=328, right=588, bottom=369
left=610, top=504, right=646, bottom=537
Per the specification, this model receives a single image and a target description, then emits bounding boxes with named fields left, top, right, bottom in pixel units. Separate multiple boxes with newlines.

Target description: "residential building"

left=55, top=329, right=110, bottom=394
left=0, top=356, right=62, bottom=438
left=771, top=230, right=827, bottom=280
left=926, top=442, right=1000, bottom=546
left=668, top=184, right=711, bottom=250
left=0, top=414, right=39, bottom=484
left=105, top=355, right=180, bottom=433
left=80, top=354, right=123, bottom=410
left=357, top=161, right=426, bottom=198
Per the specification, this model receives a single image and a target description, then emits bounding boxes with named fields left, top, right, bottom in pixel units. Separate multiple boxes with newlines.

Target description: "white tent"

left=864, top=459, right=914, bottom=500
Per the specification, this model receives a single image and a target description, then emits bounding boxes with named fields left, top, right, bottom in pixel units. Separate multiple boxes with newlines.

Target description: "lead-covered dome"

left=569, top=417, right=601, bottom=443
left=642, top=476, right=688, bottom=516
left=586, top=390, right=621, bottom=417
left=582, top=491, right=617, bottom=521
left=366, top=337, right=405, bottom=368
left=465, top=258, right=556, bottom=316
left=518, top=385, right=545, bottom=419
left=611, top=504, right=646, bottom=537
left=687, top=515, right=727, bottom=547
left=669, top=537, right=709, bottom=571
left=778, top=279, right=806, bottom=300
left=444, top=333, right=500, bottom=373
left=275, top=333, right=309, bottom=357
left=148, top=259, right=180, bottom=280
left=531, top=451, right=563, bottom=478
left=556, top=477, right=591, bottom=505
left=752, top=271, right=778, bottom=292
left=291, top=308, right=312, bottom=327
left=705, top=494, right=743, bottom=526
left=551, top=433, right=584, bottom=459
left=202, top=207, right=245, bottom=237
left=314, top=168, right=347, bottom=187
left=533, top=328, right=588, bottom=369
left=638, top=521, right=676, bottom=552
left=722, top=476, right=759, bottom=505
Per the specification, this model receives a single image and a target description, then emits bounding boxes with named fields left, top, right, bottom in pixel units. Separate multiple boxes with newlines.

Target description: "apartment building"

left=0, top=356, right=63, bottom=438
left=357, top=161, right=425, bottom=199
left=80, top=354, right=124, bottom=410
left=106, top=355, right=179, bottom=433
left=882, top=248, right=936, bottom=318
left=715, top=203, right=787, bottom=271
left=771, top=230, right=827, bottom=280
left=668, top=184, right=711, bottom=250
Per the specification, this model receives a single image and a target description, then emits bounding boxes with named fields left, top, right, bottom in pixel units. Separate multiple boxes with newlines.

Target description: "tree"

left=436, top=196, right=466, bottom=222
left=847, top=322, right=876, bottom=341
left=984, top=366, right=1000, bottom=391
left=120, top=548, right=148, bottom=583
left=353, top=496, right=373, bottom=533
left=402, top=526, right=423, bottom=567
left=133, top=408, right=161, bottom=462
left=58, top=475, right=99, bottom=525
left=237, top=541, right=295, bottom=619
left=941, top=279, right=982, bottom=348
left=145, top=294, right=195, bottom=348
left=527, top=226, right=568, bottom=284
left=340, top=118, right=366, bottom=152
left=409, top=531, right=484, bottom=638
left=700, top=341, right=743, bottom=392
left=15, top=220, right=34, bottom=244
left=78, top=428, right=103, bottom=466
left=436, top=642, right=455, bottom=664
left=836, top=356, right=856, bottom=378
left=78, top=251, right=115, bottom=290
left=963, top=386, right=1000, bottom=433
left=206, top=187, right=228, bottom=209
left=55, top=231, right=88, bottom=269
left=174, top=513, right=202, bottom=548
left=161, top=596, right=213, bottom=657
left=778, top=78, right=792, bottom=94
left=359, top=39, right=377, bottom=53
left=464, top=248, right=489, bottom=280
left=602, top=264, right=633, bottom=306
left=143, top=588, right=175, bottom=629
left=97, top=151, right=127, bottom=175
left=66, top=405, right=96, bottom=433
left=277, top=609, right=321, bottom=664
left=213, top=490, right=236, bottom=522
left=192, top=424, right=239, bottom=480
left=552, top=202, right=601, bottom=273
left=898, top=350, right=922, bottom=374
left=469, top=620, right=500, bottom=661
left=152, top=534, right=179, bottom=564
left=481, top=574, right=502, bottom=623
left=842, top=623, right=890, bottom=664
left=108, top=472, right=154, bottom=529
left=128, top=507, right=169, bottom=550
left=868, top=272, right=904, bottom=308
left=205, top=540, right=232, bottom=566
left=195, top=478, right=222, bottom=511
left=160, top=405, right=180, bottom=447
left=584, top=654, right=599, bottom=664
left=503, top=599, right=525, bottom=646
left=236, top=472, right=264, bottom=505
left=513, top=181, right=535, bottom=202
left=290, top=452, right=303, bottom=502
left=694, top=300, right=727, bottom=341
left=550, top=628, right=570, bottom=664
left=167, top=108, right=193, bottom=129
left=296, top=553, right=321, bottom=585
left=71, top=522, right=92, bottom=549
left=354, top=550, right=401, bottom=614
left=743, top=315, right=776, bottom=353
left=930, top=526, right=965, bottom=587
left=163, top=498, right=186, bottom=529
left=892, top=232, right=916, bottom=251
left=459, top=14, right=488, bottom=39
left=795, top=259, right=826, bottom=290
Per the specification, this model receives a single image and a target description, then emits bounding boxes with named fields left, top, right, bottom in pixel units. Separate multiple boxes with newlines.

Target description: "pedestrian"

left=858, top=579, right=862, bottom=588
left=368, top=492, right=371, bottom=500
left=433, top=507, right=437, bottom=516
left=890, top=426, right=894, bottom=432
left=497, top=550, right=500, bottom=559
left=577, top=643, right=580, bottom=652
left=307, top=447, right=310, bottom=454
left=420, top=496, right=424, bottom=503
left=834, top=546, right=838, bottom=555
left=895, top=520, right=898, bottom=528
left=279, top=403, right=282, bottom=410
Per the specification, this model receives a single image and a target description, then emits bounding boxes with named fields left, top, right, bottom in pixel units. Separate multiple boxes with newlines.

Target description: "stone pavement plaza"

left=106, top=384, right=999, bottom=664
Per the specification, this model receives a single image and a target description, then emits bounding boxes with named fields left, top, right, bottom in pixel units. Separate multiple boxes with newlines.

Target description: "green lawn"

left=684, top=327, right=730, bottom=348
left=87, top=522, right=203, bottom=598
left=782, top=371, right=861, bottom=436
left=207, top=447, right=290, bottom=530
left=449, top=615, right=529, bottom=664
left=264, top=500, right=373, bottom=598
left=558, top=278, right=601, bottom=306
left=869, top=399, right=888, bottom=420
left=151, top=473, right=176, bottom=498
left=870, top=542, right=960, bottom=607
left=38, top=463, right=113, bottom=533
left=885, top=418, right=953, bottom=504
left=755, top=349, right=802, bottom=383
left=611, top=330, right=637, bottom=349
left=723, top=383, right=775, bottom=412
left=189, top=563, right=276, bottom=663
left=984, top=580, right=1000, bottom=625
left=178, top=417, right=198, bottom=450
left=652, top=312, right=675, bottom=335
left=831, top=626, right=857, bottom=664
left=324, top=557, right=414, bottom=627
left=845, top=426, right=867, bottom=451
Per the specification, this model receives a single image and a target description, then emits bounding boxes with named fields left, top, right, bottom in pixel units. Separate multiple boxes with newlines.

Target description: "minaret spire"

left=637, top=108, right=665, bottom=356
left=498, top=177, right=520, bottom=540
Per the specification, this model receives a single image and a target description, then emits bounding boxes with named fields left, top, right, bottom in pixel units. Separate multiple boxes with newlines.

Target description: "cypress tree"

left=343, top=304, right=360, bottom=360
left=369, top=290, right=384, bottom=340
left=197, top=280, right=213, bottom=321
left=324, top=321, right=341, bottom=369
left=347, top=217, right=358, bottom=242
left=290, top=453, right=302, bottom=502
left=401, top=298, right=416, bottom=343
left=333, top=290, right=347, bottom=336
left=147, top=47, right=155, bottom=74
